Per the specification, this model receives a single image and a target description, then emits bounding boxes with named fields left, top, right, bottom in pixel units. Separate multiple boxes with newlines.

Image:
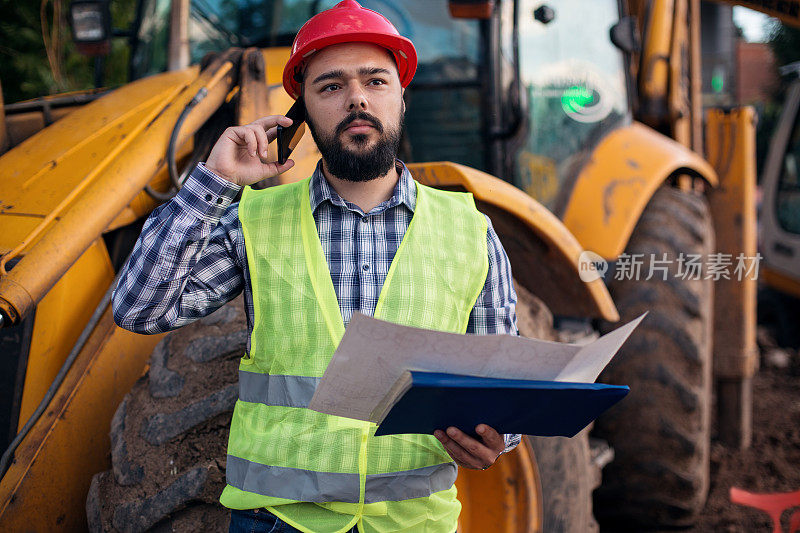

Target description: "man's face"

left=301, top=42, right=405, bottom=182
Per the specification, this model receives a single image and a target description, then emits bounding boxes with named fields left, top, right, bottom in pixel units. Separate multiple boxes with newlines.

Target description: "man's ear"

left=401, top=88, right=406, bottom=113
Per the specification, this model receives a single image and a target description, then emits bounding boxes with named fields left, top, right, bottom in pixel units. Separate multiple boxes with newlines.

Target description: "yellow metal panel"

left=0, top=67, right=198, bottom=272
left=260, top=47, right=292, bottom=85
left=104, top=139, right=195, bottom=232
left=0, top=308, right=163, bottom=532
left=4, top=108, right=77, bottom=148
left=632, top=0, right=702, bottom=146
left=239, top=48, right=272, bottom=126
left=638, top=0, right=674, bottom=125
left=409, top=162, right=618, bottom=321
left=456, top=437, right=541, bottom=533
left=0, top=216, right=39, bottom=256
left=0, top=68, right=198, bottom=236
left=762, top=265, right=800, bottom=300
left=689, top=0, right=703, bottom=153
left=705, top=107, right=758, bottom=380
left=669, top=0, right=690, bottom=147
left=0, top=52, right=237, bottom=325
left=17, top=238, right=115, bottom=429
left=562, top=122, right=718, bottom=260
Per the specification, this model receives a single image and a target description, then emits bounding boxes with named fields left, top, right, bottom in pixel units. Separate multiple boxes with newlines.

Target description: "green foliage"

left=0, top=0, right=136, bottom=104
left=0, top=0, right=54, bottom=102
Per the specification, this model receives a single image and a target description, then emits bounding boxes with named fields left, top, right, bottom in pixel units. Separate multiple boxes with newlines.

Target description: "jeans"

left=229, top=508, right=360, bottom=533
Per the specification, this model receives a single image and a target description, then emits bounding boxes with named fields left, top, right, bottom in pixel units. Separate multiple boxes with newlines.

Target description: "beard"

left=306, top=108, right=404, bottom=182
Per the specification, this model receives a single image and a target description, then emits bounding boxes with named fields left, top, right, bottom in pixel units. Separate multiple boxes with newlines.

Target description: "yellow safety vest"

left=220, top=174, right=488, bottom=532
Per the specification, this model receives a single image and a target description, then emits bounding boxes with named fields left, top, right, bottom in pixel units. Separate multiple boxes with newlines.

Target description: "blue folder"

left=374, top=371, right=630, bottom=438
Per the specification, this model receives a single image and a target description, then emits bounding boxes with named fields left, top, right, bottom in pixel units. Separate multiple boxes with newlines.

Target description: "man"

left=112, top=1, right=520, bottom=531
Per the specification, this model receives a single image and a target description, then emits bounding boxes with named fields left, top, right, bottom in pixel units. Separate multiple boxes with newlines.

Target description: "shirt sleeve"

left=111, top=162, right=246, bottom=334
left=466, top=214, right=521, bottom=455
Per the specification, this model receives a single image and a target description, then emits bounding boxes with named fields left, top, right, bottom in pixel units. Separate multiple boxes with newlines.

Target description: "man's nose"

left=345, top=81, right=368, bottom=112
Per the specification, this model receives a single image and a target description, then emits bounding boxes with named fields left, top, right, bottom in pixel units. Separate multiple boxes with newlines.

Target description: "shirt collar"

left=309, top=158, right=417, bottom=215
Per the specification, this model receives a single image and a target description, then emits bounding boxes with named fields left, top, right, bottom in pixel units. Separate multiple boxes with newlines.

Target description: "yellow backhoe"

left=1, top=0, right=799, bottom=531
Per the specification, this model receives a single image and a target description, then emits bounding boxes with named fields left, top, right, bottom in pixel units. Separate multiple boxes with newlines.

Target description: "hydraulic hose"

left=146, top=50, right=239, bottom=202
left=144, top=87, right=209, bottom=201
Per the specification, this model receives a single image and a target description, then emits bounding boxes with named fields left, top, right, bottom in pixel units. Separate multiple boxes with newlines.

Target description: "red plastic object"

left=282, top=0, right=418, bottom=99
left=730, top=487, right=800, bottom=533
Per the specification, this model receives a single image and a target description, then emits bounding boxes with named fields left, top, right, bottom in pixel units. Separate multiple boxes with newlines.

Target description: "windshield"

left=132, top=0, right=479, bottom=81
left=131, top=0, right=484, bottom=167
left=513, top=0, right=629, bottom=212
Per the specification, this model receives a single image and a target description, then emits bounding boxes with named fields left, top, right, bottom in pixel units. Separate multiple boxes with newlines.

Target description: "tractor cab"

left=760, top=62, right=800, bottom=306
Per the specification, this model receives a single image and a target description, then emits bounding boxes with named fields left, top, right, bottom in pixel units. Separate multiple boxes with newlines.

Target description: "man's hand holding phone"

left=205, top=115, right=295, bottom=187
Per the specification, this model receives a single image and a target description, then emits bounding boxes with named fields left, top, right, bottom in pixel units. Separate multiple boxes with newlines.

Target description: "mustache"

left=335, top=112, right=384, bottom=136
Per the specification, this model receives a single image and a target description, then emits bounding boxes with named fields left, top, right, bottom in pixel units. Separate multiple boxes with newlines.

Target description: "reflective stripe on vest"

left=224, top=173, right=488, bottom=529
left=227, top=454, right=457, bottom=504
left=238, top=370, right=320, bottom=408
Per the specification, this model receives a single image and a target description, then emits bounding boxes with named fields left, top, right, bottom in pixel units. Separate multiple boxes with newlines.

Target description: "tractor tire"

left=527, top=431, right=601, bottom=533
left=86, top=297, right=246, bottom=532
left=591, top=185, right=714, bottom=528
left=516, top=283, right=601, bottom=533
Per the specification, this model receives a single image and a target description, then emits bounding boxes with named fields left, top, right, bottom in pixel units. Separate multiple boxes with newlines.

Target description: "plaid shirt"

left=112, top=159, right=521, bottom=454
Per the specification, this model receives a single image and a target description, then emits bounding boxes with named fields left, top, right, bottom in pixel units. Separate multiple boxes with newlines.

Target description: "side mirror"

left=609, top=16, right=640, bottom=54
left=448, top=0, right=495, bottom=20
left=68, top=0, right=112, bottom=56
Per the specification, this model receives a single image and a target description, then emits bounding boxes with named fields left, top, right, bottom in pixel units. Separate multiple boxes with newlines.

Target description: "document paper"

left=308, top=312, right=647, bottom=423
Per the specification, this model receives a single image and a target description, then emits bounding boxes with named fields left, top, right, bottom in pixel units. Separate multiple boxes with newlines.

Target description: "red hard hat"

left=282, top=0, right=417, bottom=99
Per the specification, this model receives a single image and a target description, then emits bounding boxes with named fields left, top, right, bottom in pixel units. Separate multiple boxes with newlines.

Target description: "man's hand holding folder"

left=433, top=424, right=506, bottom=470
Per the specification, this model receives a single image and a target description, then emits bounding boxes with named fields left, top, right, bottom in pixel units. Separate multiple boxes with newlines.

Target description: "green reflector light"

left=561, top=86, right=594, bottom=115
left=711, top=73, right=724, bottom=93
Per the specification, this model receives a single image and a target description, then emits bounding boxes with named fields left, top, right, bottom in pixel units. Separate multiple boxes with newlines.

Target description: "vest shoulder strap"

left=240, top=176, right=309, bottom=215
left=415, top=181, right=487, bottom=234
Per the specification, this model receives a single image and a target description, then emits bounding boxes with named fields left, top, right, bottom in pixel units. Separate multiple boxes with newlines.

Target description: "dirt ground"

left=685, top=336, right=800, bottom=532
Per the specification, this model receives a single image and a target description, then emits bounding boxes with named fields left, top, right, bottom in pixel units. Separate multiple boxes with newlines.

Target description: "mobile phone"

left=277, top=98, right=306, bottom=165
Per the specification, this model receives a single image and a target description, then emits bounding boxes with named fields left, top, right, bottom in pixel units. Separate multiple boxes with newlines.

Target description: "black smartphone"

left=276, top=97, right=307, bottom=165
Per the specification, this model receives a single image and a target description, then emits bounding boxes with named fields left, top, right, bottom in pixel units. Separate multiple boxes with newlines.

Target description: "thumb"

left=247, top=158, right=295, bottom=185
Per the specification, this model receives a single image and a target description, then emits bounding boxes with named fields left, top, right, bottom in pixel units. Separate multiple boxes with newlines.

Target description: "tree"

left=0, top=0, right=135, bottom=104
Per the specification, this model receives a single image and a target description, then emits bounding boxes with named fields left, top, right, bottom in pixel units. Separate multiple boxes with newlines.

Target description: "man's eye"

left=322, top=84, right=339, bottom=92
left=369, top=79, right=386, bottom=86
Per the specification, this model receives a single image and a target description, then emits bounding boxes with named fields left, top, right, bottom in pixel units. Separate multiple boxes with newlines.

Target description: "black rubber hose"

left=168, top=86, right=208, bottom=190
left=144, top=86, right=209, bottom=201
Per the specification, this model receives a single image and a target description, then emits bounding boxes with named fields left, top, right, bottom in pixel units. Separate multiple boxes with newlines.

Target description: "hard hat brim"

left=282, top=32, right=417, bottom=99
